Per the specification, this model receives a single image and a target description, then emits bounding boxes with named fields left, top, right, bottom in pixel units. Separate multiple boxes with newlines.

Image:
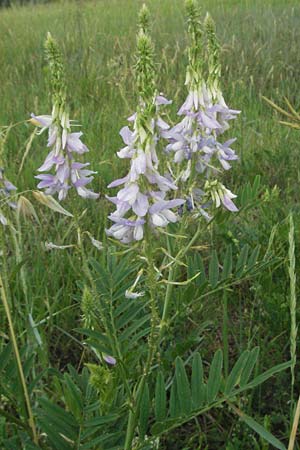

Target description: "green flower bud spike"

left=204, top=12, right=221, bottom=101
left=185, top=0, right=204, bottom=91
left=134, top=8, right=157, bottom=134
left=138, top=3, right=151, bottom=34
left=135, top=30, right=156, bottom=112
left=44, top=32, right=67, bottom=118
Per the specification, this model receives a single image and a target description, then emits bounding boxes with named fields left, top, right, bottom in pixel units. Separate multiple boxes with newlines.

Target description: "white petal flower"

left=125, top=290, right=145, bottom=299
left=89, top=235, right=104, bottom=250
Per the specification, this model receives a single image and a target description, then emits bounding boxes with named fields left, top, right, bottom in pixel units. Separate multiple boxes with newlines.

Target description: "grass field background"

left=1, top=0, right=300, bottom=447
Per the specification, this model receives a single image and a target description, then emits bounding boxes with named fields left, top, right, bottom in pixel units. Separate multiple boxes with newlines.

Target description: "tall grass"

left=289, top=213, right=297, bottom=417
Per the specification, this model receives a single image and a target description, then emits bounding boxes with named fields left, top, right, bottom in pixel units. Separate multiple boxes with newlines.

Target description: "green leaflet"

left=222, top=245, right=233, bottom=280
left=247, top=245, right=260, bottom=269
left=240, top=347, right=260, bottom=386
left=155, top=372, right=167, bottom=422
left=225, top=350, right=250, bottom=395
left=84, top=414, right=120, bottom=427
left=38, top=417, right=73, bottom=450
left=79, top=431, right=123, bottom=449
left=63, top=372, right=84, bottom=421
left=139, top=382, right=150, bottom=438
left=191, top=352, right=205, bottom=409
left=119, top=314, right=151, bottom=342
left=175, top=357, right=192, bottom=416
left=170, top=380, right=180, bottom=418
left=252, top=174, right=261, bottom=196
left=236, top=244, right=249, bottom=277
left=38, top=398, right=78, bottom=441
left=0, top=342, right=12, bottom=372
left=207, top=349, right=223, bottom=403
left=209, top=249, right=219, bottom=287
left=240, top=360, right=291, bottom=391
left=150, top=349, right=290, bottom=441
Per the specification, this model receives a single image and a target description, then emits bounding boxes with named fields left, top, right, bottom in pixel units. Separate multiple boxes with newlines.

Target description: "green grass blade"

left=234, top=407, right=286, bottom=450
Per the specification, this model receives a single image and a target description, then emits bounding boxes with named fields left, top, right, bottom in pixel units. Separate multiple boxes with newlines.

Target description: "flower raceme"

left=106, top=96, right=185, bottom=243
left=165, top=3, right=240, bottom=215
left=31, top=110, right=99, bottom=201
left=106, top=26, right=184, bottom=244
left=30, top=33, right=99, bottom=201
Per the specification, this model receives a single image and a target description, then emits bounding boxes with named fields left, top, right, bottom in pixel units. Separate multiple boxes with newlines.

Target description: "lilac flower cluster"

left=106, top=96, right=184, bottom=243
left=30, top=33, right=99, bottom=202
left=166, top=87, right=239, bottom=212
left=31, top=110, right=99, bottom=201
left=0, top=167, right=17, bottom=226
left=165, top=11, right=240, bottom=214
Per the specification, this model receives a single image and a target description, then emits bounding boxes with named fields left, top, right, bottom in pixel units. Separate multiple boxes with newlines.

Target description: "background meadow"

left=1, top=0, right=300, bottom=448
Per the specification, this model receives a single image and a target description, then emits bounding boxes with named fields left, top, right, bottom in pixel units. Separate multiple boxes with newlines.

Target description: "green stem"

left=108, top=285, right=134, bottom=405
left=288, top=395, right=300, bottom=450
left=176, top=221, right=202, bottom=261
left=288, top=213, right=297, bottom=419
left=16, top=216, right=30, bottom=311
left=160, top=234, right=176, bottom=335
left=0, top=271, right=38, bottom=445
left=124, top=236, right=159, bottom=449
left=10, top=226, right=27, bottom=300
left=124, top=329, right=157, bottom=450
left=160, top=221, right=203, bottom=338
left=223, top=291, right=229, bottom=378
left=125, top=220, right=210, bottom=447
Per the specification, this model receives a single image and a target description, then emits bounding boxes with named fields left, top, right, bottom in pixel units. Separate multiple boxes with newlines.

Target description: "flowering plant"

left=0, top=2, right=291, bottom=450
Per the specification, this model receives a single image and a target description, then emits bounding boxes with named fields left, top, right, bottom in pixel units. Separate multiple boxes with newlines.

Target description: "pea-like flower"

left=204, top=180, right=238, bottom=212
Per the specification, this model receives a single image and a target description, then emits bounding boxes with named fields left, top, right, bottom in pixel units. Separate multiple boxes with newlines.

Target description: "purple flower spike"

left=165, top=65, right=240, bottom=217
left=106, top=93, right=184, bottom=243
left=31, top=110, right=99, bottom=201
